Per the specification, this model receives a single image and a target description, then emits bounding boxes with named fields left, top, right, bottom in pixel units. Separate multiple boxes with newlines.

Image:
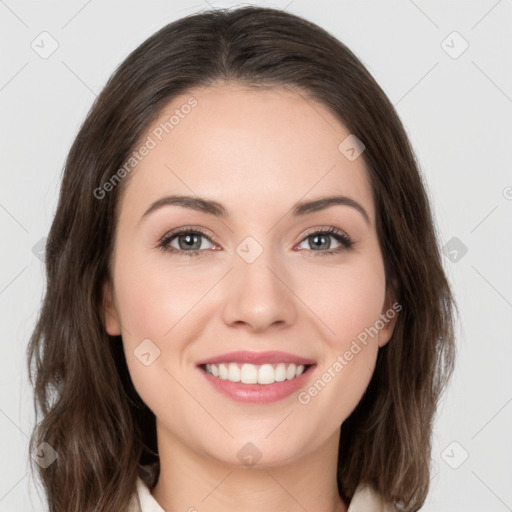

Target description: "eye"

left=156, top=226, right=355, bottom=258
left=157, top=227, right=217, bottom=257
left=296, top=227, right=355, bottom=256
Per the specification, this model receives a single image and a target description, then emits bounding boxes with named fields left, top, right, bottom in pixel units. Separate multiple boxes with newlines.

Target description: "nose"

left=220, top=242, right=298, bottom=333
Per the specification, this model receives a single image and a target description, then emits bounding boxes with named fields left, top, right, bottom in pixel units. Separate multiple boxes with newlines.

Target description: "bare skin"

left=103, top=83, right=397, bottom=512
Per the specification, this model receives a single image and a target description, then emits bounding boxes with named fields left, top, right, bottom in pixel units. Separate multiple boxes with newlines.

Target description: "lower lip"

left=198, top=365, right=316, bottom=404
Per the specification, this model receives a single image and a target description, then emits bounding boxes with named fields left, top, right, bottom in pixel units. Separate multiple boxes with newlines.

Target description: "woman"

left=27, top=6, right=456, bottom=512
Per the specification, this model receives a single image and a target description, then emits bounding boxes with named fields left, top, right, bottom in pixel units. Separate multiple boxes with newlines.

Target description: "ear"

left=377, top=285, right=400, bottom=348
left=101, top=280, right=122, bottom=336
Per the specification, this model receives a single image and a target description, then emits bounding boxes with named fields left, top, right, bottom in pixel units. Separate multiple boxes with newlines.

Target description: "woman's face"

left=103, top=84, right=397, bottom=467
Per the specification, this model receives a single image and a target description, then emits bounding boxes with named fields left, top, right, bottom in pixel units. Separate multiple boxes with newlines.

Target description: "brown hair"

left=27, top=6, right=457, bottom=511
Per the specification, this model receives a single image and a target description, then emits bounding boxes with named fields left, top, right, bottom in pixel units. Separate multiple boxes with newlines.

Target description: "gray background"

left=1, top=0, right=511, bottom=510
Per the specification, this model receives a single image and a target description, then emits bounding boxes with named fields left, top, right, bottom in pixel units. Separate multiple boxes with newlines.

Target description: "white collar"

left=132, top=475, right=396, bottom=512
left=134, top=475, right=165, bottom=512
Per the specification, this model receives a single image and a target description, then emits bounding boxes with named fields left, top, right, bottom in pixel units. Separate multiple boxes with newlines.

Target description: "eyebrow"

left=141, top=194, right=370, bottom=225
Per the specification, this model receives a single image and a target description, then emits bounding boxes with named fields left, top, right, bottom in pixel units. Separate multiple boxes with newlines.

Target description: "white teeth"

left=218, top=363, right=228, bottom=379
left=258, top=364, right=275, bottom=384
left=204, top=362, right=308, bottom=385
left=274, top=363, right=287, bottom=382
left=240, top=363, right=258, bottom=384
left=286, top=363, right=297, bottom=380
left=228, top=362, right=241, bottom=382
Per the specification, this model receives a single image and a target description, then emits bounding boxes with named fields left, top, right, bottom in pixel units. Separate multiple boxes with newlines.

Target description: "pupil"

left=181, top=234, right=199, bottom=250
left=311, top=234, right=329, bottom=250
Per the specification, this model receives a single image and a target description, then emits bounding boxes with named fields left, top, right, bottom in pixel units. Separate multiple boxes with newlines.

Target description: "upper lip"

left=196, top=350, right=316, bottom=366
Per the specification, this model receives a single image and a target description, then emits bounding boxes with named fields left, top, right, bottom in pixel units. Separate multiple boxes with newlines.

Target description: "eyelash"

left=157, top=227, right=356, bottom=257
left=156, top=226, right=355, bottom=258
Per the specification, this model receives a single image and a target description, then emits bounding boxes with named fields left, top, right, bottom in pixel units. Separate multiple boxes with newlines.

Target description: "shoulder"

left=348, top=483, right=397, bottom=512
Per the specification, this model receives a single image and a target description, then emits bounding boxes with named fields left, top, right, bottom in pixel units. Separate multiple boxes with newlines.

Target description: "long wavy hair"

left=27, top=6, right=457, bottom=512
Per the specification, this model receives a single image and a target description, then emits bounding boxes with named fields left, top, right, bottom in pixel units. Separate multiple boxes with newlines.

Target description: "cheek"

left=112, top=250, right=211, bottom=406
left=113, top=249, right=209, bottom=341
left=292, top=255, right=385, bottom=417
left=295, top=255, right=386, bottom=351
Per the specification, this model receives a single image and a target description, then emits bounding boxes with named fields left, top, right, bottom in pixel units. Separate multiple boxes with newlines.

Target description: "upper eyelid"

left=161, top=227, right=215, bottom=244
left=160, top=226, right=352, bottom=248
left=301, top=225, right=349, bottom=238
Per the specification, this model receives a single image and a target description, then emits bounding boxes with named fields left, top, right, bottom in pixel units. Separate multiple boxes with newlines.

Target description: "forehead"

left=119, top=84, right=375, bottom=225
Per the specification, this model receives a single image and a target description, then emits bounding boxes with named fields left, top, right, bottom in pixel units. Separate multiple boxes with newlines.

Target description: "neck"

left=151, top=422, right=347, bottom=512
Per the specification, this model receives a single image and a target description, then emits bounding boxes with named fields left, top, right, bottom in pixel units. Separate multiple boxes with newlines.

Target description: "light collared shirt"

left=128, top=466, right=397, bottom=512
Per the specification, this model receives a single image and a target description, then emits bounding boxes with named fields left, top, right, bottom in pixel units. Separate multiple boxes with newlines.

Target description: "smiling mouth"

left=200, top=362, right=315, bottom=385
